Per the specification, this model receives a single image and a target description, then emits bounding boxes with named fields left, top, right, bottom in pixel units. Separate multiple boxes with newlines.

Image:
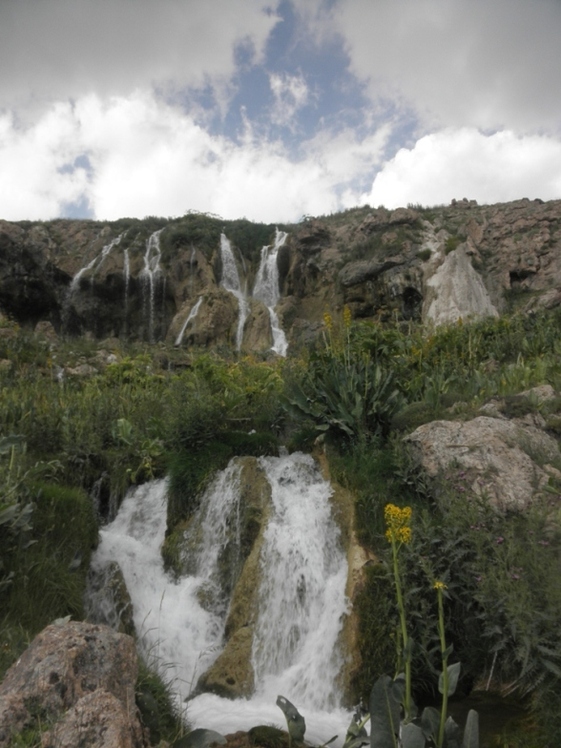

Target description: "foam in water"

left=88, top=453, right=352, bottom=745
left=220, top=233, right=248, bottom=351
left=252, top=229, right=288, bottom=356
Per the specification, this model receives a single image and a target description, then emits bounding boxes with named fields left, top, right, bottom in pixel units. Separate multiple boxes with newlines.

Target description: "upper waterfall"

left=141, top=229, right=164, bottom=342
left=69, top=232, right=124, bottom=293
left=175, top=296, right=203, bottom=346
left=253, top=229, right=288, bottom=356
left=220, top=233, right=248, bottom=351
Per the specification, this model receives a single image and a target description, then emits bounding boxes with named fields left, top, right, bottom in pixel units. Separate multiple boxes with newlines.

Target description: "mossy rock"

left=248, top=726, right=290, bottom=748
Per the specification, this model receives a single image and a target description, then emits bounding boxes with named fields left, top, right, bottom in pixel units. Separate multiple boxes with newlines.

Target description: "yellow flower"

left=433, top=581, right=447, bottom=590
left=397, top=527, right=412, bottom=544
left=384, top=503, right=412, bottom=545
left=343, top=305, right=352, bottom=329
left=323, top=311, right=333, bottom=332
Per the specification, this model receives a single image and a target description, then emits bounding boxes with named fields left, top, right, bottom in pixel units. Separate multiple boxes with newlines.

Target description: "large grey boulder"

left=0, top=621, right=147, bottom=747
left=404, top=414, right=561, bottom=511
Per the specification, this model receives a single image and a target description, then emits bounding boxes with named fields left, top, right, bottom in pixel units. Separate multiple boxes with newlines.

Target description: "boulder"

left=42, top=689, right=141, bottom=748
left=404, top=414, right=561, bottom=511
left=0, top=621, right=147, bottom=747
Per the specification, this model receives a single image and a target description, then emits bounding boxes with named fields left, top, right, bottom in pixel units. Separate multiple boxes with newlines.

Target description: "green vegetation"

left=2, top=301, right=561, bottom=745
left=158, top=211, right=286, bottom=265
left=445, top=235, right=462, bottom=253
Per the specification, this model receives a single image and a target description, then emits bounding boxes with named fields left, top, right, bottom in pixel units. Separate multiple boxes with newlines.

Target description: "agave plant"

left=284, top=356, right=402, bottom=441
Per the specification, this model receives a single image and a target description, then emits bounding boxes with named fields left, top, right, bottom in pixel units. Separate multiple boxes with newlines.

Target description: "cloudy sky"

left=1, top=0, right=561, bottom=223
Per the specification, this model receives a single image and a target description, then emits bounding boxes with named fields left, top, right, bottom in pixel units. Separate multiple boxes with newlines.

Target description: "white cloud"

left=362, top=128, right=561, bottom=209
left=269, top=73, right=310, bottom=128
left=305, top=125, right=391, bottom=185
left=332, top=0, right=561, bottom=133
left=0, top=0, right=278, bottom=116
left=0, top=104, right=88, bottom=219
left=0, top=91, right=390, bottom=222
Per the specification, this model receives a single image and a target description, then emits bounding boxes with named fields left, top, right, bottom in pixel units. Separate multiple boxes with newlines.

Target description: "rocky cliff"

left=1, top=197, right=561, bottom=353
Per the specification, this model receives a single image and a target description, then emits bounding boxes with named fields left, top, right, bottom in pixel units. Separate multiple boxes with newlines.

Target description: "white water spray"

left=141, top=229, right=164, bottom=342
left=175, top=296, right=203, bottom=347
left=89, top=453, right=351, bottom=745
left=253, top=230, right=288, bottom=356
left=220, top=233, right=248, bottom=351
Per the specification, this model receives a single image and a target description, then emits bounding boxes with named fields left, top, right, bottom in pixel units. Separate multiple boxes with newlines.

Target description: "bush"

left=2, top=481, right=98, bottom=632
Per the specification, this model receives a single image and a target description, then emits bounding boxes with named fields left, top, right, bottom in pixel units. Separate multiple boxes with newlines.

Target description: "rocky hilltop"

left=1, top=197, right=561, bottom=352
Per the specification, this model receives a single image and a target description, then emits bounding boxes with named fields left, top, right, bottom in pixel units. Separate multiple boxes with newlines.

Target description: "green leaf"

left=439, top=661, right=461, bottom=696
left=462, top=710, right=479, bottom=748
left=276, top=695, right=306, bottom=743
left=542, top=659, right=561, bottom=678
left=391, top=673, right=405, bottom=705
left=401, top=723, right=425, bottom=748
left=369, top=675, right=400, bottom=748
left=444, top=715, right=461, bottom=748
left=420, top=706, right=440, bottom=741
left=0, top=435, right=25, bottom=455
left=0, top=504, right=18, bottom=525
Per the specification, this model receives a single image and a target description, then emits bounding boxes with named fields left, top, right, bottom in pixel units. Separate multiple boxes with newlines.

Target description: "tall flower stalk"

left=435, top=581, right=449, bottom=748
left=384, top=503, right=413, bottom=720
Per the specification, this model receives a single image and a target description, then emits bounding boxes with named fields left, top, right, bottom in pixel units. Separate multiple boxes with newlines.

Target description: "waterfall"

left=251, top=454, right=348, bottom=709
left=88, top=453, right=351, bottom=745
left=141, top=229, right=164, bottom=342
left=252, top=230, right=288, bottom=356
left=220, top=233, right=248, bottom=351
left=123, top=248, right=130, bottom=334
left=124, top=248, right=130, bottom=304
left=175, top=296, right=203, bottom=346
left=70, top=233, right=123, bottom=293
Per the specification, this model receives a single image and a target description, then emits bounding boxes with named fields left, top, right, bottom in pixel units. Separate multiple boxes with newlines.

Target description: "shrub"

left=2, top=481, right=97, bottom=632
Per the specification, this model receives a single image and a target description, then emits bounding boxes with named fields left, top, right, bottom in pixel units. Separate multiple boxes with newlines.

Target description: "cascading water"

left=175, top=296, right=203, bottom=346
left=88, top=453, right=352, bottom=745
left=141, top=229, right=164, bottom=342
left=123, top=248, right=130, bottom=333
left=220, top=233, right=248, bottom=351
left=62, top=232, right=125, bottom=333
left=70, top=233, right=124, bottom=293
left=252, top=229, right=288, bottom=357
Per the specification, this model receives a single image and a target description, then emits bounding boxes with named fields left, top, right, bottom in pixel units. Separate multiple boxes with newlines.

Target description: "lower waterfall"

left=88, top=452, right=352, bottom=745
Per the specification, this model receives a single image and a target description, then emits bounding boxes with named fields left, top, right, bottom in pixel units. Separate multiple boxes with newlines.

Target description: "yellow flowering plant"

left=369, top=506, right=479, bottom=747
left=384, top=503, right=413, bottom=720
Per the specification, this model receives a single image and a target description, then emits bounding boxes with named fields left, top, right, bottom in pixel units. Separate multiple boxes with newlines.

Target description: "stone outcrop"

left=193, top=458, right=273, bottom=699
left=404, top=397, right=561, bottom=511
left=0, top=620, right=147, bottom=747
left=424, top=244, right=499, bottom=325
left=314, top=449, right=378, bottom=703
left=2, top=198, right=561, bottom=352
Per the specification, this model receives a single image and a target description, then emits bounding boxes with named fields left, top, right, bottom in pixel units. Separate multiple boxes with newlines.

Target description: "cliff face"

left=1, top=197, right=561, bottom=352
